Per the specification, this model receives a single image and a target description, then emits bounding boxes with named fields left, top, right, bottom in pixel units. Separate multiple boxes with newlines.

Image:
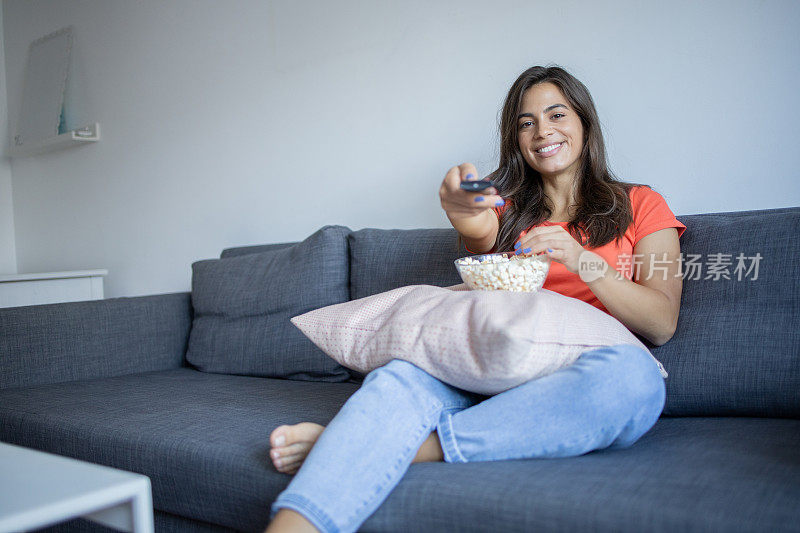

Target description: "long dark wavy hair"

left=486, top=65, right=645, bottom=252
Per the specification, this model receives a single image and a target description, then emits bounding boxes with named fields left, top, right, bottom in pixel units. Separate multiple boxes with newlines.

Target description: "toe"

left=280, top=459, right=303, bottom=474
left=271, top=441, right=311, bottom=460
left=274, top=456, right=302, bottom=474
left=270, top=422, right=324, bottom=450
left=270, top=425, right=290, bottom=448
left=276, top=452, right=304, bottom=465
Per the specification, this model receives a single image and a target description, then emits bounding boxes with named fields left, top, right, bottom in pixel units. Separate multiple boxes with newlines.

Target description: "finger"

left=512, top=229, right=529, bottom=252
left=513, top=232, right=545, bottom=255
left=517, top=237, right=560, bottom=256
left=512, top=226, right=565, bottom=250
left=469, top=193, right=505, bottom=209
left=544, top=248, right=564, bottom=261
left=458, top=163, right=479, bottom=182
left=444, top=166, right=462, bottom=191
left=513, top=241, right=535, bottom=255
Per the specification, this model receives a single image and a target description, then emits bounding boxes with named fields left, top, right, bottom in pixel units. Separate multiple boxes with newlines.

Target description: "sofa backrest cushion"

left=348, top=228, right=469, bottom=300
left=186, top=225, right=353, bottom=382
left=348, top=208, right=799, bottom=417
left=650, top=207, right=799, bottom=417
left=220, top=242, right=295, bottom=258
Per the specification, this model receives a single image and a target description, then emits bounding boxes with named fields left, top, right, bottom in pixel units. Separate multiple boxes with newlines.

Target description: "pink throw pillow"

left=291, top=284, right=666, bottom=394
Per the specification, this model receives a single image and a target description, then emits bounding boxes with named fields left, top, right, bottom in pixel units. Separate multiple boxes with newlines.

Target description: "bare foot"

left=414, top=431, right=445, bottom=462
left=269, top=423, right=444, bottom=474
left=269, top=422, right=325, bottom=474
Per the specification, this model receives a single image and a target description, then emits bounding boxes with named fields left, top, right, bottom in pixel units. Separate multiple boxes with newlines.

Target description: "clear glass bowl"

left=454, top=252, right=551, bottom=292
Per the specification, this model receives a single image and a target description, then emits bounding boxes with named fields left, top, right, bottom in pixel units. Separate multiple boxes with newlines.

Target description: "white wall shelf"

left=0, top=269, right=107, bottom=308
left=9, top=122, right=100, bottom=157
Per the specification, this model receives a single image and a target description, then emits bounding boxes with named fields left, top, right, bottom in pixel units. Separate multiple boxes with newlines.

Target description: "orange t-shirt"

left=491, top=185, right=686, bottom=315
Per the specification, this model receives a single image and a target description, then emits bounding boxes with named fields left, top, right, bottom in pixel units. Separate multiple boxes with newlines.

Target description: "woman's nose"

left=534, top=123, right=553, bottom=139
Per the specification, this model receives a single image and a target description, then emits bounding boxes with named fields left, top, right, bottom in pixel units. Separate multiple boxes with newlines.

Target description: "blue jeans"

left=270, top=344, right=665, bottom=533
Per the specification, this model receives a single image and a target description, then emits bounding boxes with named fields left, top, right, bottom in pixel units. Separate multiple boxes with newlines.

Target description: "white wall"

left=3, top=0, right=799, bottom=298
left=0, top=5, right=15, bottom=274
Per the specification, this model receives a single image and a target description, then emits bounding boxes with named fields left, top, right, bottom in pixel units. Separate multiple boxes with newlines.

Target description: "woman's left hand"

left=514, top=226, right=590, bottom=275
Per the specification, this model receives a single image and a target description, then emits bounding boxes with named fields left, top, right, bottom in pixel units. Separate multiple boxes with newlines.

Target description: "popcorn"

left=454, top=253, right=550, bottom=292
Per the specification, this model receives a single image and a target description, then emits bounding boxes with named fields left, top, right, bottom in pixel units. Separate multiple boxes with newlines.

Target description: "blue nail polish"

left=547, top=248, right=553, bottom=252
left=514, top=241, right=521, bottom=249
left=523, top=247, right=532, bottom=254
left=466, top=173, right=474, bottom=180
left=474, top=196, right=484, bottom=202
left=495, top=200, right=505, bottom=206
left=515, top=249, right=521, bottom=255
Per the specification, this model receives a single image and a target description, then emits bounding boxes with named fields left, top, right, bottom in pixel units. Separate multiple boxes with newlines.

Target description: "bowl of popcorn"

left=454, top=252, right=551, bottom=292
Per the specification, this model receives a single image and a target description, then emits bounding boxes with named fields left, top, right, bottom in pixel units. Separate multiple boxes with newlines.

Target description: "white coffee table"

left=0, top=442, right=154, bottom=532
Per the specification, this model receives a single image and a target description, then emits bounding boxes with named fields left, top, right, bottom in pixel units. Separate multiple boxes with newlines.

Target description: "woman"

left=265, top=65, right=686, bottom=533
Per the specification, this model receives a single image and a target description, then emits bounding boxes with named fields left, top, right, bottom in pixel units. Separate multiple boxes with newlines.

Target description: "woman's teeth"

left=536, top=142, right=563, bottom=153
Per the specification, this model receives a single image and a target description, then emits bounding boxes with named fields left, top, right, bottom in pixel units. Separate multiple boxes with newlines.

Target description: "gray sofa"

left=2, top=206, right=799, bottom=532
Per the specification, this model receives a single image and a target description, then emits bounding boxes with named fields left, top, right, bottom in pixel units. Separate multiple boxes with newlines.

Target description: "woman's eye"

left=520, top=121, right=533, bottom=129
left=552, top=113, right=565, bottom=119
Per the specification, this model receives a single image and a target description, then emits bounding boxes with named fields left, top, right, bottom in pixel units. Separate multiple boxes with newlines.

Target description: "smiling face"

left=517, top=82, right=585, bottom=181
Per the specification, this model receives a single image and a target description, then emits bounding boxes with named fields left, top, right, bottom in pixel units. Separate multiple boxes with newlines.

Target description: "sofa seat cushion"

left=362, top=417, right=800, bottom=532
left=0, top=369, right=360, bottom=532
left=2, top=375, right=798, bottom=532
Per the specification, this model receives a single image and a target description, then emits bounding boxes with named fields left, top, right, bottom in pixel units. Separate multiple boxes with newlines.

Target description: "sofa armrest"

left=0, top=292, right=192, bottom=390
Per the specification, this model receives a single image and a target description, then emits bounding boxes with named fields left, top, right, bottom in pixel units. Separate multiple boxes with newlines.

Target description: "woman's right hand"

left=439, top=163, right=502, bottom=252
left=439, top=163, right=505, bottom=222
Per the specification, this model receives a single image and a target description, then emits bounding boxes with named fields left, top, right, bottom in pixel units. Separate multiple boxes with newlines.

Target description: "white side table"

left=0, top=442, right=154, bottom=533
left=0, top=270, right=107, bottom=308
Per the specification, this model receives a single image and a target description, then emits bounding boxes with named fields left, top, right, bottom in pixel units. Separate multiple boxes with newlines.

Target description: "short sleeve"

left=631, top=186, right=686, bottom=242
